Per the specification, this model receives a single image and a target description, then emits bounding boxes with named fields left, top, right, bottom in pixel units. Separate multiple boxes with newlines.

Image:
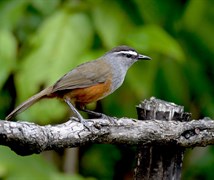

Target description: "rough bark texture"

left=0, top=117, right=214, bottom=156
left=134, top=97, right=191, bottom=180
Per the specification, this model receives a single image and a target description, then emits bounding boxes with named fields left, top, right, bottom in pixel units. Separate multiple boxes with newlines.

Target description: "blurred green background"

left=0, top=0, right=214, bottom=179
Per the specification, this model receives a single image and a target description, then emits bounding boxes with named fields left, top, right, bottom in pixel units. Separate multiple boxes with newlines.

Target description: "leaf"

left=81, top=144, right=120, bottom=179
left=0, top=0, right=27, bottom=29
left=0, top=146, right=86, bottom=180
left=31, top=0, right=60, bottom=15
left=182, top=0, right=214, bottom=61
left=125, top=25, right=185, bottom=62
left=0, top=29, right=16, bottom=90
left=0, top=146, right=56, bottom=179
left=158, top=60, right=190, bottom=106
left=91, top=1, right=132, bottom=48
left=15, top=10, right=93, bottom=123
left=133, top=0, right=182, bottom=25
left=183, top=0, right=208, bottom=29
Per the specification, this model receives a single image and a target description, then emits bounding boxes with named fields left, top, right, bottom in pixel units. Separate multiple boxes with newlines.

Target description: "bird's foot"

left=99, top=113, right=118, bottom=125
left=70, top=116, right=91, bottom=131
left=65, top=99, right=93, bottom=131
left=81, top=109, right=117, bottom=124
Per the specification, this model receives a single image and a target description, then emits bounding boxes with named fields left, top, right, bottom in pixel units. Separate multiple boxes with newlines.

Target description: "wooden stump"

left=134, top=97, right=191, bottom=180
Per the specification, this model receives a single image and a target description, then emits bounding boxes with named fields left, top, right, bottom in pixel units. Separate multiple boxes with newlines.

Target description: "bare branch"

left=0, top=117, right=214, bottom=156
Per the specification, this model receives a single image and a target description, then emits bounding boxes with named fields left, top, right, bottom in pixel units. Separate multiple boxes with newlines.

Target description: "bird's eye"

left=126, top=54, right=132, bottom=58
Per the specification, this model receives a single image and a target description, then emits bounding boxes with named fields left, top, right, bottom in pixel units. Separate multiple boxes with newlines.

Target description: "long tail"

left=6, top=86, right=53, bottom=120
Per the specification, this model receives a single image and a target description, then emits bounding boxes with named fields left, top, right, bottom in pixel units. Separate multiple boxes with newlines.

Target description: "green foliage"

left=80, top=145, right=121, bottom=179
left=0, top=29, right=16, bottom=89
left=126, top=25, right=185, bottom=61
left=0, top=146, right=86, bottom=180
left=0, top=0, right=213, bottom=179
left=92, top=0, right=133, bottom=48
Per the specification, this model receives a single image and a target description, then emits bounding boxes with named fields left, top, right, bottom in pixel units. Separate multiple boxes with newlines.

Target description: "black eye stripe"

left=119, top=53, right=132, bottom=58
left=115, top=52, right=137, bottom=58
left=113, top=50, right=138, bottom=57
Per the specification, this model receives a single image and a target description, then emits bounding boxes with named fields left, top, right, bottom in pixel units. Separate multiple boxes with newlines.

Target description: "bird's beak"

left=138, top=54, right=152, bottom=60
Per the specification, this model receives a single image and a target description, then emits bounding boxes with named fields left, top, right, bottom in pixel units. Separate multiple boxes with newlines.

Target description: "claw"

left=70, top=117, right=79, bottom=122
left=100, top=114, right=117, bottom=124
left=80, top=108, right=117, bottom=124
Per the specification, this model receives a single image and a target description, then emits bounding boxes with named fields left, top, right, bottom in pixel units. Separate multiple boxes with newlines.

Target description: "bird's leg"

left=81, top=108, right=107, bottom=118
left=78, top=106, right=117, bottom=124
left=64, top=99, right=91, bottom=130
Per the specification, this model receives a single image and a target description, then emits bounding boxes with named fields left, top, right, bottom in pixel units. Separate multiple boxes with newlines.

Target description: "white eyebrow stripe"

left=113, top=50, right=138, bottom=56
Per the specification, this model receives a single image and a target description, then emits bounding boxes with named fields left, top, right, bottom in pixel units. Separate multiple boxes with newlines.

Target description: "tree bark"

left=0, top=117, right=213, bottom=156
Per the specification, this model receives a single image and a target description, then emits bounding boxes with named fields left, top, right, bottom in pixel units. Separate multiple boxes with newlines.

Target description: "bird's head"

left=104, top=45, right=151, bottom=68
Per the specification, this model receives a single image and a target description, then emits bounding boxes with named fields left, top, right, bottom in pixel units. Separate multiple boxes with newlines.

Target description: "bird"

left=6, top=45, right=151, bottom=128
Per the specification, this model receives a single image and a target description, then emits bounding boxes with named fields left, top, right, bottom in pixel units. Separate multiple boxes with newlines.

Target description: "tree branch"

left=0, top=117, right=213, bottom=156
